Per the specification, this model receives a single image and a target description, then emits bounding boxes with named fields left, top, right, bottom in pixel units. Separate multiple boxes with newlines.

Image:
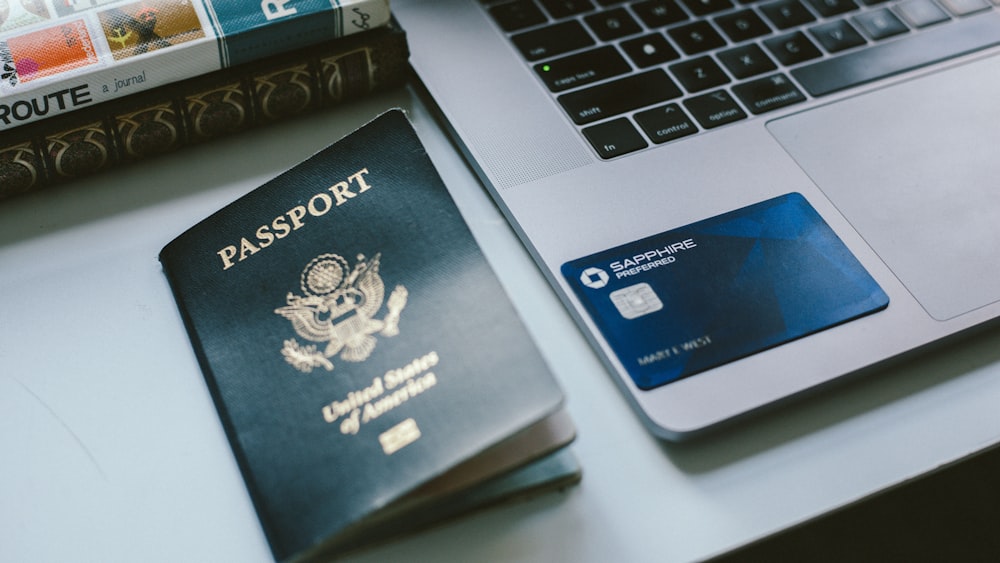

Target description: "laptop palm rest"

left=767, top=54, right=1000, bottom=321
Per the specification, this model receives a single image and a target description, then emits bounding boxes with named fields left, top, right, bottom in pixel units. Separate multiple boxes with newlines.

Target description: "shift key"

left=559, top=70, right=683, bottom=125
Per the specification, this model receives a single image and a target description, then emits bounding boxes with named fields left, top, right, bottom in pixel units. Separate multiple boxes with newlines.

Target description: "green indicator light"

left=542, top=64, right=551, bottom=72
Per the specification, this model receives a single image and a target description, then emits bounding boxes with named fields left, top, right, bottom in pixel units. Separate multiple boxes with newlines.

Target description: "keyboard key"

left=791, top=11, right=1000, bottom=96
left=539, top=0, right=595, bottom=18
left=714, top=9, right=773, bottom=42
left=635, top=103, right=699, bottom=143
left=732, top=73, right=806, bottom=114
left=853, top=9, right=909, bottom=39
left=809, top=20, right=867, bottom=52
left=764, top=31, right=823, bottom=65
left=680, top=0, right=734, bottom=16
left=490, top=0, right=548, bottom=31
left=668, top=21, right=727, bottom=54
left=512, top=20, right=595, bottom=61
left=938, top=0, right=991, bottom=14
left=584, top=7, right=642, bottom=40
left=760, top=0, right=816, bottom=29
left=804, top=0, right=859, bottom=17
left=558, top=70, right=683, bottom=124
left=670, top=56, right=731, bottom=92
left=631, top=0, right=689, bottom=26
left=620, top=33, right=681, bottom=67
left=534, top=46, right=632, bottom=91
left=684, top=90, right=747, bottom=128
left=718, top=43, right=778, bottom=78
left=583, top=118, right=648, bottom=158
left=895, top=0, right=950, bottom=27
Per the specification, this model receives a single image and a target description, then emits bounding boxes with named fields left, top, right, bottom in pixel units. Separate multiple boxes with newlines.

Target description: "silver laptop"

left=393, top=0, right=1000, bottom=440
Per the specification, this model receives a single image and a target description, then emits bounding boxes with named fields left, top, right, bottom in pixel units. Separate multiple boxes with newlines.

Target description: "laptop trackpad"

left=767, top=55, right=1000, bottom=321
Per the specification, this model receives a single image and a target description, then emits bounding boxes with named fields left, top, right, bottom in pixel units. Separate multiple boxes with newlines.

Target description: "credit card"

left=562, top=193, right=889, bottom=390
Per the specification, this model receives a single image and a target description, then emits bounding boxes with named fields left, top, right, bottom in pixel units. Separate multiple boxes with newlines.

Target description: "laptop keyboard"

left=484, top=0, right=1000, bottom=158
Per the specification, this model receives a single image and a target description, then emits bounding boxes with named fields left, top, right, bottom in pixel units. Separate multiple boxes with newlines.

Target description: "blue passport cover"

left=159, top=110, right=566, bottom=561
left=562, top=193, right=889, bottom=390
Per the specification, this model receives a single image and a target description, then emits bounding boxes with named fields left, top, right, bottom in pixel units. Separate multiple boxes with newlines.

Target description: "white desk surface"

left=3, top=86, right=1000, bottom=563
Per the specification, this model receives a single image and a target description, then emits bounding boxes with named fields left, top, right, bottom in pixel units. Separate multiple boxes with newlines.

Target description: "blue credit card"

left=561, top=193, right=889, bottom=390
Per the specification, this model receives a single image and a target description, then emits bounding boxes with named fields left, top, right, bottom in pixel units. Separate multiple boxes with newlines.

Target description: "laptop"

left=392, top=0, right=1000, bottom=440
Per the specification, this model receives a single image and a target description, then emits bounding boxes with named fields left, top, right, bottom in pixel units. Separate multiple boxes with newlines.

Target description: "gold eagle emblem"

left=275, top=252, right=407, bottom=373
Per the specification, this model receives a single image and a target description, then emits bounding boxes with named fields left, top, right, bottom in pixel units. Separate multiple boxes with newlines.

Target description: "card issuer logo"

left=275, top=252, right=407, bottom=373
left=580, top=267, right=609, bottom=289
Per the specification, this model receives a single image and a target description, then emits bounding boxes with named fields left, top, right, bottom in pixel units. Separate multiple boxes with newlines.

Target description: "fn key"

left=583, top=118, right=648, bottom=159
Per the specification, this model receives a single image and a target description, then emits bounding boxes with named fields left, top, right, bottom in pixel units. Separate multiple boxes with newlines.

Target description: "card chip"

left=610, top=283, right=663, bottom=319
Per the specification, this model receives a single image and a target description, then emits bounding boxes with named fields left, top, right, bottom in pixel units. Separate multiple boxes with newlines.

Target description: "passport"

left=562, top=193, right=889, bottom=390
left=159, top=110, right=577, bottom=561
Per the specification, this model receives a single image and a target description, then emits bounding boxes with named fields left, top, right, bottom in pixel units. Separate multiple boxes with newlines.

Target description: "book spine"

left=0, top=25, right=408, bottom=200
left=0, top=0, right=391, bottom=130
